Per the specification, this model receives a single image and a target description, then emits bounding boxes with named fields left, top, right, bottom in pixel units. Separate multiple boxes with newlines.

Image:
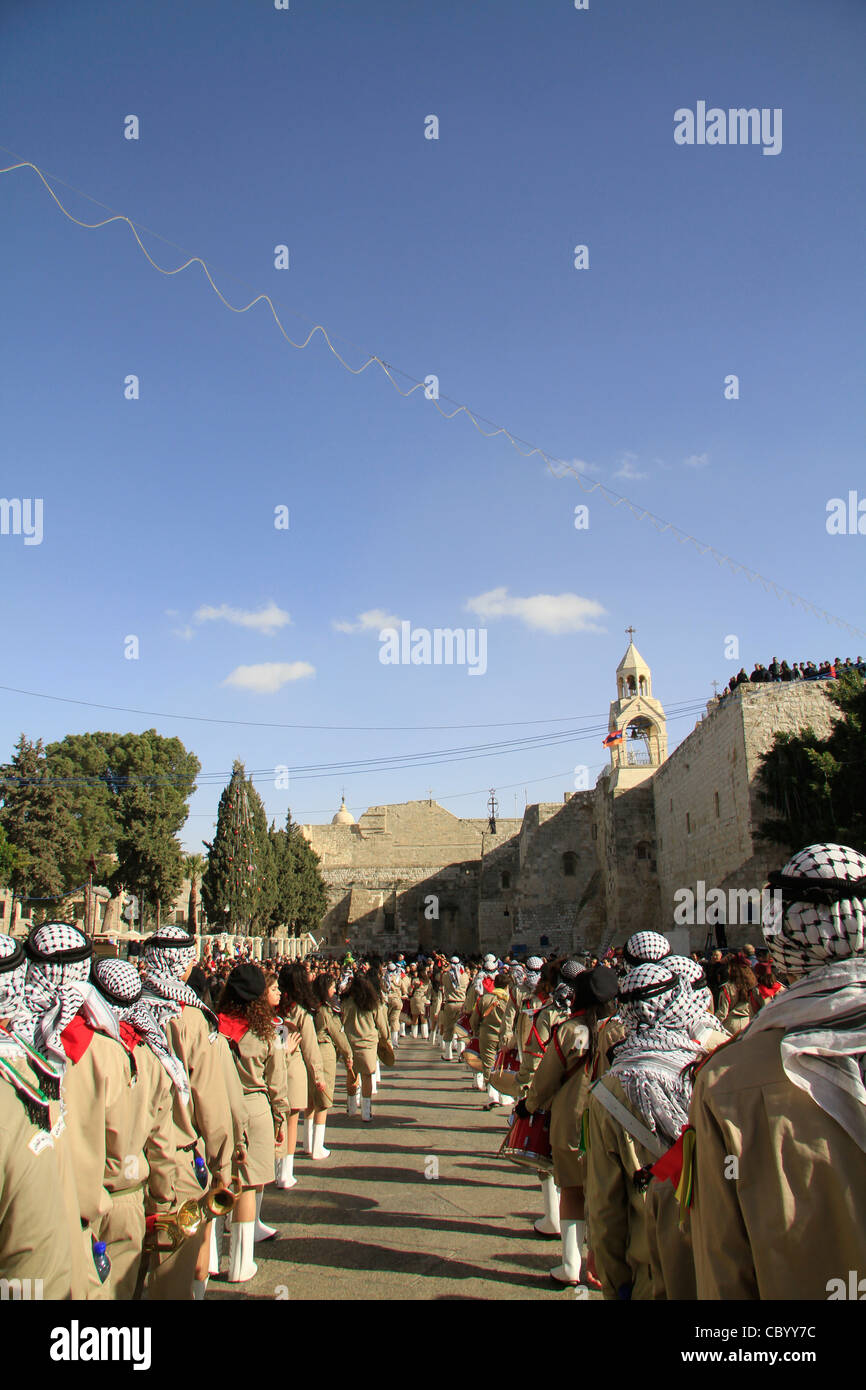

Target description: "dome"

left=332, top=799, right=356, bottom=826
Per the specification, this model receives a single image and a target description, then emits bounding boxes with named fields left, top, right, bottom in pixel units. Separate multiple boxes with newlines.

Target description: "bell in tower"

left=605, top=628, right=668, bottom=793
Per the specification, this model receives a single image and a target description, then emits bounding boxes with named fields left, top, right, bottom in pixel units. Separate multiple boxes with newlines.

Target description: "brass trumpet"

left=144, top=1183, right=239, bottom=1254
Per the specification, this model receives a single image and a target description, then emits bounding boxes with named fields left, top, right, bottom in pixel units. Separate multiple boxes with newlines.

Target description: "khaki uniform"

left=0, top=1073, right=72, bottom=1299
left=715, top=984, right=759, bottom=1035
left=525, top=1018, right=591, bottom=1188
left=689, top=1025, right=866, bottom=1300
left=281, top=1004, right=325, bottom=1112
left=386, top=982, right=403, bottom=1033
left=6, top=1037, right=93, bottom=1298
left=470, top=989, right=508, bottom=1078
left=342, top=998, right=389, bottom=1075
left=147, top=1003, right=237, bottom=1300
left=439, top=969, right=469, bottom=1042
left=410, top=980, right=431, bottom=1019
left=311, top=1005, right=353, bottom=1109
left=516, top=1001, right=568, bottom=1096
left=97, top=1038, right=177, bottom=1300
left=61, top=1021, right=138, bottom=1300
left=586, top=1072, right=695, bottom=1300
left=223, top=1024, right=289, bottom=1187
left=497, top=989, right=520, bottom=1054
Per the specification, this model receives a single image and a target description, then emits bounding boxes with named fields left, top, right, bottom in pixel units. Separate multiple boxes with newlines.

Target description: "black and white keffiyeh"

left=623, top=931, right=672, bottom=967
left=92, top=957, right=190, bottom=1101
left=609, top=962, right=701, bottom=1146
left=762, top=843, right=866, bottom=974
left=551, top=958, right=585, bottom=1011
left=19, top=923, right=120, bottom=1064
left=448, top=956, right=463, bottom=990
left=140, top=926, right=217, bottom=1034
left=755, top=842, right=866, bottom=1152
left=0, top=935, right=27, bottom=1024
left=665, top=955, right=718, bottom=1033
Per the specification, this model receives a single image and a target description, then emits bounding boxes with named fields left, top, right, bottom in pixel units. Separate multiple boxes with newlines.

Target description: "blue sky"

left=1, top=0, right=863, bottom=850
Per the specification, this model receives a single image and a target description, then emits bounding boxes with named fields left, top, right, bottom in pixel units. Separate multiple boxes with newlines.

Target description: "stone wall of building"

left=653, top=682, right=836, bottom=950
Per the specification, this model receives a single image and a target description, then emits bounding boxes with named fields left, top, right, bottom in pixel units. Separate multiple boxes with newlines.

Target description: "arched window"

left=501, top=871, right=511, bottom=890
left=635, top=841, right=650, bottom=860
left=562, top=852, right=577, bottom=877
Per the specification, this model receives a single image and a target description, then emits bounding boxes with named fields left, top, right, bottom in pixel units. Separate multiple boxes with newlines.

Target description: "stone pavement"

left=208, top=1031, right=598, bottom=1301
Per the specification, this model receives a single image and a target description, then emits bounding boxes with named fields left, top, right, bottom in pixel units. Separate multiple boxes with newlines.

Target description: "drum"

left=462, top=1038, right=483, bottom=1071
left=377, top=1038, right=396, bottom=1068
left=453, top=1011, right=472, bottom=1040
left=489, top=1047, right=520, bottom=1097
left=500, top=1110, right=553, bottom=1176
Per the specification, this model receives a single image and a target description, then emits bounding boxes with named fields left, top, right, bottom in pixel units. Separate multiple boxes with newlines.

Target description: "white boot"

left=347, top=1087, right=360, bottom=1116
left=550, top=1218, right=585, bottom=1285
left=361, top=1095, right=372, bottom=1122
left=411, top=1022, right=419, bottom=1038
left=371, top=1071, right=378, bottom=1096
left=254, top=1191, right=276, bottom=1242
left=534, top=1176, right=561, bottom=1237
left=208, top=1215, right=224, bottom=1275
left=456, top=1039, right=466, bottom=1059
left=391, top=1029, right=399, bottom=1049
left=443, top=1040, right=453, bottom=1062
left=374, top=1060, right=381, bottom=1084
left=193, top=1278, right=208, bottom=1300
left=303, top=1115, right=314, bottom=1155
left=474, top=1071, right=486, bottom=1091
left=312, top=1121, right=330, bottom=1160
left=399, top=1022, right=406, bottom=1036
left=227, top=1220, right=257, bottom=1283
left=486, top=1083, right=503, bottom=1106
left=421, top=1021, right=429, bottom=1039
left=274, top=1153, right=297, bottom=1189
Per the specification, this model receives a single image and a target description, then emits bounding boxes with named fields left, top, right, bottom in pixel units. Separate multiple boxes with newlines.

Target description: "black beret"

left=572, top=964, right=619, bottom=1010
left=227, top=962, right=266, bottom=1002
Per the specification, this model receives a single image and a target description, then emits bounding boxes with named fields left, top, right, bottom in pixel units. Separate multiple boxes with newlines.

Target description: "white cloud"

left=570, top=457, right=602, bottom=477
left=194, top=600, right=291, bottom=636
left=222, top=662, right=315, bottom=694
left=172, top=624, right=195, bottom=641
left=333, top=608, right=400, bottom=634
left=683, top=452, right=709, bottom=469
left=614, top=452, right=647, bottom=480
left=465, top=587, right=606, bottom=635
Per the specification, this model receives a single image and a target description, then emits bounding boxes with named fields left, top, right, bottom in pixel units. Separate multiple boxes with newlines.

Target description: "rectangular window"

left=686, top=813, right=691, bottom=835
left=714, top=791, right=720, bottom=818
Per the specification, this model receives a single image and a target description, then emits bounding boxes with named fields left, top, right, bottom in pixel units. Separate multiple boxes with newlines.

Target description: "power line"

left=3, top=152, right=863, bottom=639
left=0, top=680, right=707, bottom=733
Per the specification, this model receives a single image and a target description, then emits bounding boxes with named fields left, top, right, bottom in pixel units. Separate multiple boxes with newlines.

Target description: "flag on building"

left=603, top=728, right=624, bottom=747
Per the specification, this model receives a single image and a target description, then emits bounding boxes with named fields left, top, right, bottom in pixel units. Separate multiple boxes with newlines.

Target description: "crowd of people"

left=718, top=653, right=865, bottom=699
left=0, top=839, right=863, bottom=1301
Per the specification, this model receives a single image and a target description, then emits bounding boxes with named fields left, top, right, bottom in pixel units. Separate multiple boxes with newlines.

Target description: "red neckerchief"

left=60, top=1012, right=95, bottom=1063
left=218, top=1012, right=250, bottom=1043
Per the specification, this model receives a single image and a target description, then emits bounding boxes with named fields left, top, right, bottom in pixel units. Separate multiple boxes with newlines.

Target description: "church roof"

left=331, top=799, right=356, bottom=826
left=616, top=640, right=650, bottom=675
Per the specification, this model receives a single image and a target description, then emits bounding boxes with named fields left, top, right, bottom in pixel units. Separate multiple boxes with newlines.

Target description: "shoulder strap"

left=590, top=1077, right=666, bottom=1159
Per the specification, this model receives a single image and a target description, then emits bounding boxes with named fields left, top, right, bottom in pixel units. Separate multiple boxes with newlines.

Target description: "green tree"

left=0, top=735, right=78, bottom=928
left=757, top=670, right=866, bottom=852
left=44, top=730, right=200, bottom=928
left=0, top=824, right=16, bottom=889
left=268, top=809, right=327, bottom=937
left=202, top=761, right=266, bottom=935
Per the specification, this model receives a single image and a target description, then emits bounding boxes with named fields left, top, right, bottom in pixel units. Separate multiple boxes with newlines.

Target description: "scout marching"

left=1, top=840, right=864, bottom=1300
left=0, top=933, right=396, bottom=1299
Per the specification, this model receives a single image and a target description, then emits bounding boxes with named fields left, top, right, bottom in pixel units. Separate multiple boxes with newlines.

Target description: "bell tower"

left=606, top=628, right=668, bottom=793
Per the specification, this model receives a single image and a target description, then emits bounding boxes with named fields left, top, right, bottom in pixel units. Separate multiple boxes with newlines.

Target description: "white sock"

left=192, top=1278, right=208, bottom=1300
left=361, top=1095, right=372, bottom=1121
left=534, top=1177, right=561, bottom=1236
